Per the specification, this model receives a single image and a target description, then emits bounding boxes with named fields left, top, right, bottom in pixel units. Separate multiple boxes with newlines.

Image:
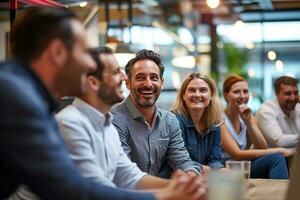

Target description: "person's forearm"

left=228, top=148, right=283, bottom=160
left=137, top=175, right=169, bottom=189
left=275, top=134, right=299, bottom=148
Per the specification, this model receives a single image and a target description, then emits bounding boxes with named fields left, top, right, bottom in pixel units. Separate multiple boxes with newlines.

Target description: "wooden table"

left=244, top=179, right=289, bottom=200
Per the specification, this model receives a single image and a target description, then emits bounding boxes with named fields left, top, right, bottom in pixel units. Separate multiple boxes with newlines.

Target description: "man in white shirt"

left=256, top=76, right=300, bottom=147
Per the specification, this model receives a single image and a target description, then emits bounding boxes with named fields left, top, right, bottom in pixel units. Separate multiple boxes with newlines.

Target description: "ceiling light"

left=207, top=0, right=220, bottom=9
left=275, top=60, right=284, bottom=72
left=267, top=51, right=277, bottom=60
left=248, top=68, right=256, bottom=77
left=79, top=1, right=87, bottom=7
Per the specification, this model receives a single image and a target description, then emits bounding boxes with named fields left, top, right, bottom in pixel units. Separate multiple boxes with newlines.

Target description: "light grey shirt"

left=256, top=99, right=300, bottom=147
left=56, top=98, right=147, bottom=189
left=112, top=97, right=200, bottom=177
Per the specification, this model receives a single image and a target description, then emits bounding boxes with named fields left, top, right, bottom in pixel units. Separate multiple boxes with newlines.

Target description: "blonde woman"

left=172, top=73, right=224, bottom=172
left=221, top=74, right=293, bottom=179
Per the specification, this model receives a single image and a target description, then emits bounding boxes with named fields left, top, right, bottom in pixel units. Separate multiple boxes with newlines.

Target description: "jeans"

left=251, top=153, right=288, bottom=179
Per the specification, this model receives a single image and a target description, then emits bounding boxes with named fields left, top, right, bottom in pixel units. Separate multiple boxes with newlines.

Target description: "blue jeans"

left=251, top=153, right=288, bottom=179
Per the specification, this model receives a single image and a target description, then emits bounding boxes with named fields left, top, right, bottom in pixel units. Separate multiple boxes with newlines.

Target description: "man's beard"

left=285, top=101, right=297, bottom=111
left=98, top=83, right=124, bottom=106
left=132, top=87, right=161, bottom=108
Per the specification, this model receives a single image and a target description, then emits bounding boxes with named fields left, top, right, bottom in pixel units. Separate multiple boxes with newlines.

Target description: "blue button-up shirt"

left=112, top=97, right=200, bottom=178
left=175, top=114, right=224, bottom=169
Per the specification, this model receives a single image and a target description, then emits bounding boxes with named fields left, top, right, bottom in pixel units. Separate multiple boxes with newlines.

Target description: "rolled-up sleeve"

left=113, top=137, right=147, bottom=189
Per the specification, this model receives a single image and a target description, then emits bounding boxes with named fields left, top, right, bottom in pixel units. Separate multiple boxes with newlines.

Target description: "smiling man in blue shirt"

left=112, top=50, right=200, bottom=178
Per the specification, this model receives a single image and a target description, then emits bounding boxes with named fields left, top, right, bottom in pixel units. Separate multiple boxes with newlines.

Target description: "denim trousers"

left=251, top=153, right=288, bottom=179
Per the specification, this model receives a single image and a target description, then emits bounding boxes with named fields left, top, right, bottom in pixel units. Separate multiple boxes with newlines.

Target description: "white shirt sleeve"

left=113, top=132, right=147, bottom=189
left=256, top=101, right=299, bottom=148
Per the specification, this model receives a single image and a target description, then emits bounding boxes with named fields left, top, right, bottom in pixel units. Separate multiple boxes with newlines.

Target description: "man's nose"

left=290, top=93, right=297, bottom=100
left=143, top=77, right=152, bottom=87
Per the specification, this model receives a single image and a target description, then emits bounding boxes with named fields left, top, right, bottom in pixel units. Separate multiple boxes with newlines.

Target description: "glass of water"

left=226, top=160, right=251, bottom=189
left=208, top=170, right=243, bottom=200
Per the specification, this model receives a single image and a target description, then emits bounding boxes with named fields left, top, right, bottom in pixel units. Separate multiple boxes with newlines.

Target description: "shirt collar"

left=179, top=115, right=194, bottom=127
left=124, top=96, right=160, bottom=120
left=73, top=97, right=112, bottom=127
left=223, top=112, right=247, bottom=134
left=274, top=98, right=290, bottom=119
left=274, top=98, right=284, bottom=116
left=239, top=116, right=247, bottom=130
left=178, top=114, right=219, bottom=131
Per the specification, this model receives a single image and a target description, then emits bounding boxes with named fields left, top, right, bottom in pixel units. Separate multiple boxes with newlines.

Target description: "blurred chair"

left=286, top=142, right=300, bottom=200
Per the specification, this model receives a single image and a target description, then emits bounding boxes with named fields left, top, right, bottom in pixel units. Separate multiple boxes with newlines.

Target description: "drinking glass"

left=226, top=160, right=251, bottom=189
left=208, top=171, right=243, bottom=200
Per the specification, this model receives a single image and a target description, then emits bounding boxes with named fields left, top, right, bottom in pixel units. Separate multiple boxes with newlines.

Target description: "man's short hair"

left=274, top=76, right=298, bottom=93
left=125, top=49, right=164, bottom=79
left=11, top=7, right=77, bottom=63
left=88, top=47, right=113, bottom=80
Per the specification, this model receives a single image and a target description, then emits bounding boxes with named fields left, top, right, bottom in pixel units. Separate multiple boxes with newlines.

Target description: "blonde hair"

left=171, top=73, right=222, bottom=129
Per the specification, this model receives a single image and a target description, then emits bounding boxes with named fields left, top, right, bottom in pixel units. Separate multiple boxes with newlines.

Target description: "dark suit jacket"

left=0, top=59, right=154, bottom=200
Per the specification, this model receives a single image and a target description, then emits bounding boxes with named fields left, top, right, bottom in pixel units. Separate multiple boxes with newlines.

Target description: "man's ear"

left=48, top=39, right=68, bottom=68
left=87, top=76, right=100, bottom=91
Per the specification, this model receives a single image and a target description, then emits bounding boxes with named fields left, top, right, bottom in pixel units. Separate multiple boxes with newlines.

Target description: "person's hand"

left=156, top=170, right=206, bottom=200
left=277, top=148, right=296, bottom=157
left=238, top=104, right=252, bottom=124
left=186, top=170, right=198, bottom=176
left=218, top=167, right=231, bottom=173
left=201, top=165, right=211, bottom=178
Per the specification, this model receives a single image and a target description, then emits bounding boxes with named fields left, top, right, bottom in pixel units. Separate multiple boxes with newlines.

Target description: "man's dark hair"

left=274, top=76, right=298, bottom=93
left=11, top=7, right=77, bottom=63
left=125, top=49, right=164, bottom=79
left=88, top=47, right=113, bottom=80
